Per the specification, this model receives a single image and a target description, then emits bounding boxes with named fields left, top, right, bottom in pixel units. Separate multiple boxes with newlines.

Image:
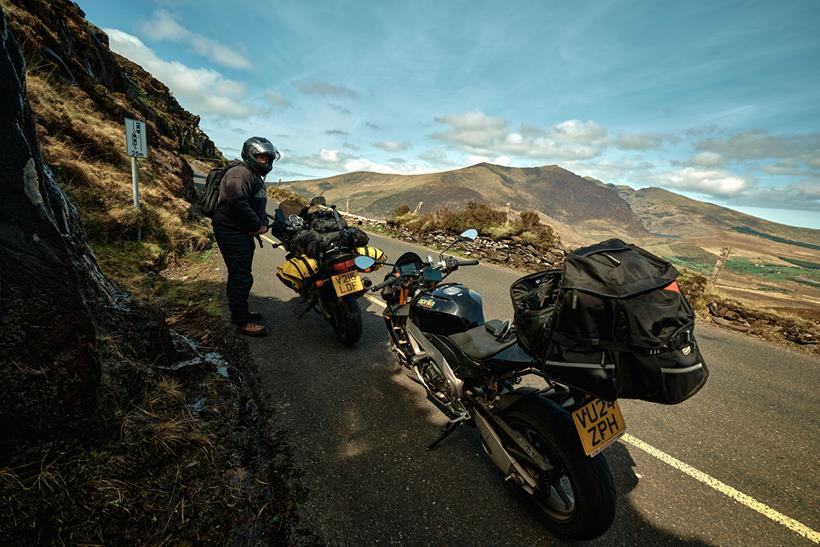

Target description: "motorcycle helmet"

left=241, top=136, right=280, bottom=176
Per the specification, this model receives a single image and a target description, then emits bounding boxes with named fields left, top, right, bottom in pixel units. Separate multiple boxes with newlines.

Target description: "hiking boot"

left=236, top=322, right=267, bottom=336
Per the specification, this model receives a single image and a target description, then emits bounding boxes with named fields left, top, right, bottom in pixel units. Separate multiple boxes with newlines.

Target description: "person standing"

left=212, top=136, right=280, bottom=336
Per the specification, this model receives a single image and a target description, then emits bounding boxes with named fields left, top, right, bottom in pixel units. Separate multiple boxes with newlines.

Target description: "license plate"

left=571, top=399, right=626, bottom=457
left=331, top=271, right=363, bottom=297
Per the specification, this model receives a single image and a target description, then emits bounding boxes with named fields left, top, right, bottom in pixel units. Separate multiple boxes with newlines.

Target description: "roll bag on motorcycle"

left=511, top=239, right=707, bottom=404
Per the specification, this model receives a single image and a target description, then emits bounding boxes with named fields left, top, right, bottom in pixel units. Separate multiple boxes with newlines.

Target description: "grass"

left=725, top=257, right=820, bottom=283
left=733, top=226, right=820, bottom=251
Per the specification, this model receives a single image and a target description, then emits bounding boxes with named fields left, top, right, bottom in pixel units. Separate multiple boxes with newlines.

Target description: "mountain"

left=284, top=163, right=820, bottom=250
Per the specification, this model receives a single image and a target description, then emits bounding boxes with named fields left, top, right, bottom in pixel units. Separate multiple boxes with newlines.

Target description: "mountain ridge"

left=284, top=162, right=819, bottom=247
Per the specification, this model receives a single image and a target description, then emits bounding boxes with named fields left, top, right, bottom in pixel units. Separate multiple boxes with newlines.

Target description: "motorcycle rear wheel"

left=501, top=396, right=616, bottom=540
left=332, top=298, right=363, bottom=346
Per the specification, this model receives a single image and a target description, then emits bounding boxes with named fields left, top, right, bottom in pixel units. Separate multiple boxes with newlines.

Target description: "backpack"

left=511, top=239, right=708, bottom=405
left=198, top=165, right=230, bottom=218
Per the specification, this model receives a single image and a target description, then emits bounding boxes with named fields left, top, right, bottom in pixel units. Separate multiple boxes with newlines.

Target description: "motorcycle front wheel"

left=330, top=297, right=363, bottom=347
left=500, top=396, right=616, bottom=540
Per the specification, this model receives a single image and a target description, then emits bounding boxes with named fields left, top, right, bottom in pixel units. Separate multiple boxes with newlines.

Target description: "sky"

left=77, top=0, right=820, bottom=229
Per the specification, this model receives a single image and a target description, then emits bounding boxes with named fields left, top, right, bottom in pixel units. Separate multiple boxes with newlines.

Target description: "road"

left=240, top=222, right=818, bottom=545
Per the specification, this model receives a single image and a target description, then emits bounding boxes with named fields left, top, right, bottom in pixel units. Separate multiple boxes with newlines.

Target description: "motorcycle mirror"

left=459, top=228, right=478, bottom=241
left=354, top=255, right=376, bottom=270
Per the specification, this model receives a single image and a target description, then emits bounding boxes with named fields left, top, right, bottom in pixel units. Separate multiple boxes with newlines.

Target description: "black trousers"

left=214, top=228, right=255, bottom=324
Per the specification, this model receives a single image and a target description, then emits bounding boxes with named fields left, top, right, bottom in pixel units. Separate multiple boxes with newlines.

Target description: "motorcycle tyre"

left=332, top=298, right=363, bottom=347
left=500, top=396, right=616, bottom=540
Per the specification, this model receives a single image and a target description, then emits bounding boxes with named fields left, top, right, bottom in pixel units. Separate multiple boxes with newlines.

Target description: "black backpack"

left=198, top=164, right=238, bottom=218
left=511, top=239, right=708, bottom=405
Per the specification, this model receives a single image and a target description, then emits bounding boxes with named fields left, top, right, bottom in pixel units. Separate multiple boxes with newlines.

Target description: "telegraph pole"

left=708, top=247, right=732, bottom=290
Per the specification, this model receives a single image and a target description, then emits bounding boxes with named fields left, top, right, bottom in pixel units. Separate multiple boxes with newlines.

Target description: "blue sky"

left=78, top=0, right=820, bottom=228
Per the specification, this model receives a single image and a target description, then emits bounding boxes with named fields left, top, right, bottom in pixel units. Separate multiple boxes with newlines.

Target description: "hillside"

left=287, top=162, right=820, bottom=314
left=287, top=162, right=819, bottom=247
left=0, top=1, right=289, bottom=543
left=1, top=0, right=223, bottom=276
left=286, top=163, right=650, bottom=244
left=615, top=185, right=820, bottom=245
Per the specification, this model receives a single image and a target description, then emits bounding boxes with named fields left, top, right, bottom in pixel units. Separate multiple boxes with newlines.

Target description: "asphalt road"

left=238, top=222, right=818, bottom=545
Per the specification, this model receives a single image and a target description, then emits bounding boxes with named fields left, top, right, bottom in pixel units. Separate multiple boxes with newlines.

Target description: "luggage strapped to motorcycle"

left=511, top=239, right=708, bottom=405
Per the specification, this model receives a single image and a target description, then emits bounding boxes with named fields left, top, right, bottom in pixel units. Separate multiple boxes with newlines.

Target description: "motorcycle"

left=268, top=206, right=379, bottom=346
left=366, top=229, right=617, bottom=539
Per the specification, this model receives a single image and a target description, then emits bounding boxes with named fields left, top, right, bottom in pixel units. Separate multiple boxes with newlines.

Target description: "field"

left=648, top=235, right=820, bottom=322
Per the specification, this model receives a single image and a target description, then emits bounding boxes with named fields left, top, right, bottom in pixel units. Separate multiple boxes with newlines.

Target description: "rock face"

left=0, top=7, right=175, bottom=440
left=0, top=7, right=102, bottom=436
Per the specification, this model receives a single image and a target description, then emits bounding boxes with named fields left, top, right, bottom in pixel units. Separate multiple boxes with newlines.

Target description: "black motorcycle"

left=367, top=229, right=617, bottom=539
left=269, top=207, right=378, bottom=346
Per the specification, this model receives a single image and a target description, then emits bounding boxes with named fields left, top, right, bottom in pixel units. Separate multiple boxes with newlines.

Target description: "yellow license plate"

left=571, top=399, right=626, bottom=457
left=331, top=271, right=363, bottom=297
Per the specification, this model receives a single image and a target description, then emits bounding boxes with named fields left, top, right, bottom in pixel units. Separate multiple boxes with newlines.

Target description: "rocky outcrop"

left=0, top=6, right=175, bottom=441
left=344, top=215, right=567, bottom=271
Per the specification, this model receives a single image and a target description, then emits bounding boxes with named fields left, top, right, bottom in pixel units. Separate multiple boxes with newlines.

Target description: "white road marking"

left=364, top=294, right=819, bottom=543
left=621, top=434, right=819, bottom=543
left=260, top=235, right=278, bottom=245
left=364, top=295, right=387, bottom=309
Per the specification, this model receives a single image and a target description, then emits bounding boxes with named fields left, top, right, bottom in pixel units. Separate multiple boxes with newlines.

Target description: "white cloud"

left=295, top=80, right=357, bottom=98
left=690, top=151, right=725, bottom=167
left=373, top=140, right=411, bottom=152
left=431, top=112, right=609, bottom=161
left=319, top=149, right=341, bottom=162
left=613, top=132, right=679, bottom=150
left=289, top=148, right=434, bottom=175
left=466, top=154, right=512, bottom=166
left=695, top=129, right=820, bottom=162
left=265, top=89, right=291, bottom=108
left=658, top=167, right=754, bottom=197
left=431, top=111, right=507, bottom=149
left=418, top=149, right=456, bottom=166
left=731, top=180, right=820, bottom=211
left=136, top=10, right=250, bottom=69
left=104, top=29, right=252, bottom=118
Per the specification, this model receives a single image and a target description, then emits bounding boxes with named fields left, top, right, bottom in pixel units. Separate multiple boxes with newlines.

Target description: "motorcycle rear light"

left=315, top=279, right=326, bottom=287
left=332, top=259, right=356, bottom=272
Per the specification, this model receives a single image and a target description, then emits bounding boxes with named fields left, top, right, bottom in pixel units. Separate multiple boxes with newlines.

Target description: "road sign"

left=125, top=118, right=148, bottom=158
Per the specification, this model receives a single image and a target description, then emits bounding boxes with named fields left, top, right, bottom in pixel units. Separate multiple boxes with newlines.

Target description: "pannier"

left=276, top=255, right=319, bottom=292
left=511, top=239, right=708, bottom=404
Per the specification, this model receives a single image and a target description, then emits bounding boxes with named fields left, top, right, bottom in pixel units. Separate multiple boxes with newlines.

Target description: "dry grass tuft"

left=390, top=202, right=560, bottom=251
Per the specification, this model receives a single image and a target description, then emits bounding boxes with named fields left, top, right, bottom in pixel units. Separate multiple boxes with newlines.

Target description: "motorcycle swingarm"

left=473, top=397, right=553, bottom=474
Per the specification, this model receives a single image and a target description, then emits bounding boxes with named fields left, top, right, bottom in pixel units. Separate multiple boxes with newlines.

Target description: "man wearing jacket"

left=212, top=136, right=280, bottom=336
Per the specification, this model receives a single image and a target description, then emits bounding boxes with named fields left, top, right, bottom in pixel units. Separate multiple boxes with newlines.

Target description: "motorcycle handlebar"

left=458, top=259, right=479, bottom=266
left=370, top=276, right=398, bottom=292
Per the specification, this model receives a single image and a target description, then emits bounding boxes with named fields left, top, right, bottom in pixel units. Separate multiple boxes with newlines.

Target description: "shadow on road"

left=238, top=281, right=712, bottom=545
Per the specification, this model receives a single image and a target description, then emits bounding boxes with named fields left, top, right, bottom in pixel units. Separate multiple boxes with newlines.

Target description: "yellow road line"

left=260, top=235, right=277, bottom=245
left=622, top=433, right=819, bottom=543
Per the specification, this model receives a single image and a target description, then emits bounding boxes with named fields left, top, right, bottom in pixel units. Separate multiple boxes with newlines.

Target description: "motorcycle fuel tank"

left=410, top=284, right=484, bottom=335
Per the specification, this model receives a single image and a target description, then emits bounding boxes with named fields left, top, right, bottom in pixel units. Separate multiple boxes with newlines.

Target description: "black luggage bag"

left=511, top=239, right=708, bottom=404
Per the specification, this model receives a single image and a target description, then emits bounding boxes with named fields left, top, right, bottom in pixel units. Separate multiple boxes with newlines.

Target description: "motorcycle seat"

left=448, top=320, right=517, bottom=360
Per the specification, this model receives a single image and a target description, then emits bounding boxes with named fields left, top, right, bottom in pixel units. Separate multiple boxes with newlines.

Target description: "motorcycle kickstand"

left=427, top=415, right=468, bottom=451
left=296, top=296, right=319, bottom=318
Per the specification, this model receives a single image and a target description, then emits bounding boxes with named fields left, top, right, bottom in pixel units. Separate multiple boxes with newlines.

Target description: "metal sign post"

left=124, top=118, right=148, bottom=240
